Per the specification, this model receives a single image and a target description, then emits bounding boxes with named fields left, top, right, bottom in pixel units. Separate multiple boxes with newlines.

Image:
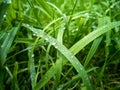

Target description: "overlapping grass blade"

left=24, top=20, right=120, bottom=90
left=84, top=17, right=110, bottom=68
left=53, top=26, right=64, bottom=89
left=35, top=0, right=53, bottom=19
left=98, top=17, right=111, bottom=83
left=35, top=64, right=57, bottom=90
left=24, top=25, right=93, bottom=90
left=69, top=21, right=120, bottom=55
left=0, top=25, right=19, bottom=66
left=84, top=36, right=103, bottom=68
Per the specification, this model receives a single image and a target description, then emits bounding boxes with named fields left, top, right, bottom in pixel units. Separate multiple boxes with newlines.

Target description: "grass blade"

left=24, top=20, right=120, bottom=90
left=35, top=0, right=53, bottom=19
left=84, top=36, right=103, bottom=68
left=24, top=25, right=93, bottom=90
left=69, top=21, right=120, bottom=55
left=0, top=25, right=19, bottom=66
left=84, top=16, right=110, bottom=68
left=53, top=25, right=64, bottom=89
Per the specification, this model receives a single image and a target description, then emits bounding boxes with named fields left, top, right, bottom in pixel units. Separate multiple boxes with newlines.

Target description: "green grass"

left=0, top=0, right=120, bottom=90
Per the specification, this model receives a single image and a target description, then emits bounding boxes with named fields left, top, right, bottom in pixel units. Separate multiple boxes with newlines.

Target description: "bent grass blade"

left=24, top=21, right=120, bottom=90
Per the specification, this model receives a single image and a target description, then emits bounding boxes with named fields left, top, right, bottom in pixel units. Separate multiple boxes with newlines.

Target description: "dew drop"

left=76, top=69, right=79, bottom=73
left=84, top=36, right=87, bottom=39
left=33, top=33, right=36, bottom=36
left=45, top=37, right=49, bottom=41
left=52, top=42, right=56, bottom=46
left=32, top=54, right=34, bottom=58
left=1, top=45, right=4, bottom=48
left=26, top=24, right=30, bottom=27
left=76, top=28, right=78, bottom=31
left=80, top=68, right=83, bottom=71
left=7, top=0, right=11, bottom=4
left=94, top=35, right=97, bottom=39
left=54, top=45, right=58, bottom=49
left=92, top=26, right=97, bottom=30
left=76, top=62, right=79, bottom=65
left=85, top=13, right=89, bottom=18
left=110, top=5, right=114, bottom=8
left=70, top=56, right=74, bottom=59
left=72, top=30, right=75, bottom=32
left=3, top=0, right=11, bottom=4
left=3, top=14, right=6, bottom=18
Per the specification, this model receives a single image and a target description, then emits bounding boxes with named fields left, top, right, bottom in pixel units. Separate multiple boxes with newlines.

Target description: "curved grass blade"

left=69, top=21, right=120, bottom=55
left=24, top=25, right=93, bottom=90
left=24, top=20, right=120, bottom=90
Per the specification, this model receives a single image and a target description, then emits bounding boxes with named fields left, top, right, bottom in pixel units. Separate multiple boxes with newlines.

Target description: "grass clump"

left=0, top=0, right=120, bottom=90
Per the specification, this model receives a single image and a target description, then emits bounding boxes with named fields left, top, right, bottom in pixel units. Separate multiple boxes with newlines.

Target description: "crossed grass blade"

left=24, top=25, right=92, bottom=90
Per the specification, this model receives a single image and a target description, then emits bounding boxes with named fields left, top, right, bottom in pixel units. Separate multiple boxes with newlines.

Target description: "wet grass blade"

left=53, top=26, right=64, bottom=89
left=24, top=25, right=93, bottom=90
left=24, top=20, right=120, bottom=90
left=0, top=24, right=20, bottom=66
left=84, top=17, right=110, bottom=68
left=69, top=21, right=120, bottom=55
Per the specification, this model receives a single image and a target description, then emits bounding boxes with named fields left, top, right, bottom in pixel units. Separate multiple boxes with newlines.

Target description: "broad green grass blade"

left=0, top=25, right=19, bottom=66
left=69, top=21, right=120, bottom=55
left=24, top=20, right=120, bottom=90
left=84, top=16, right=110, bottom=68
left=24, top=25, right=93, bottom=90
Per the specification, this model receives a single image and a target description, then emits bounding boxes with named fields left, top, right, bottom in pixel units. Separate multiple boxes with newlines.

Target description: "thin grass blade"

left=0, top=25, right=19, bottom=66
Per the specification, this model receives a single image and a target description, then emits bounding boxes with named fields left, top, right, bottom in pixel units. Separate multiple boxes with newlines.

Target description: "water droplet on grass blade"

left=1, top=45, right=4, bottom=48
left=52, top=42, right=56, bottom=46
left=33, top=33, right=36, bottom=36
left=32, top=54, right=34, bottom=58
left=76, top=69, right=79, bottom=73
left=76, top=62, right=79, bottom=65
left=45, top=37, right=49, bottom=41
left=26, top=24, right=30, bottom=27
left=3, top=0, right=11, bottom=4
left=85, top=13, right=89, bottom=18
left=54, top=45, right=58, bottom=49
left=3, top=14, right=6, bottom=18
left=70, top=56, right=74, bottom=59
left=84, top=36, right=87, bottom=39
